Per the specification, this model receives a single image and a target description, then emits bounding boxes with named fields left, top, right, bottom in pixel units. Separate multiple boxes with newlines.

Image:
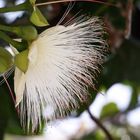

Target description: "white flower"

left=14, top=17, right=108, bottom=132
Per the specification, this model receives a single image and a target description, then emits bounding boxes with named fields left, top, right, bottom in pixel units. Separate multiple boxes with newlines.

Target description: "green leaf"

left=15, top=49, right=29, bottom=73
left=30, top=7, right=49, bottom=27
left=0, top=47, right=13, bottom=74
left=0, top=58, right=9, bottom=73
left=100, top=102, right=120, bottom=119
left=29, top=0, right=36, bottom=5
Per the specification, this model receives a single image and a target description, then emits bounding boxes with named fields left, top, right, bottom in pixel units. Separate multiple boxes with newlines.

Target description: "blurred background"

left=0, top=0, right=140, bottom=140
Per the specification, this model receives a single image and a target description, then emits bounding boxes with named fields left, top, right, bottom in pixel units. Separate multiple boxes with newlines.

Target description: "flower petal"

left=14, top=67, right=26, bottom=106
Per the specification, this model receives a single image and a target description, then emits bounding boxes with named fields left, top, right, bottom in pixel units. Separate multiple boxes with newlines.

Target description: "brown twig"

left=36, top=0, right=118, bottom=8
left=87, top=108, right=114, bottom=140
left=124, top=0, right=133, bottom=39
left=3, top=75, right=16, bottom=105
left=3, top=75, right=19, bottom=114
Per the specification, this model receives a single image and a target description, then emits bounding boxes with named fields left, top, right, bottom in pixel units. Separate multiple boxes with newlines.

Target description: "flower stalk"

left=0, top=24, right=15, bottom=32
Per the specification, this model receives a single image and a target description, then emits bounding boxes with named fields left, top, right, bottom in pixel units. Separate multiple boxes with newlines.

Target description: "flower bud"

left=13, top=26, right=38, bottom=41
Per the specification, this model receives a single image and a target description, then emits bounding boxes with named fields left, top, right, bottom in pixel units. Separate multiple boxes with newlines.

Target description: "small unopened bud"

left=15, top=49, right=29, bottom=73
left=13, top=26, right=38, bottom=41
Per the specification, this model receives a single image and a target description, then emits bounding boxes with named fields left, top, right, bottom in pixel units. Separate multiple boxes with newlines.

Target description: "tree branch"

left=87, top=108, right=114, bottom=140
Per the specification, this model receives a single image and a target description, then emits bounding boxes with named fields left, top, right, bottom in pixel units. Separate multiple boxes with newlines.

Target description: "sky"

left=0, top=0, right=25, bottom=23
